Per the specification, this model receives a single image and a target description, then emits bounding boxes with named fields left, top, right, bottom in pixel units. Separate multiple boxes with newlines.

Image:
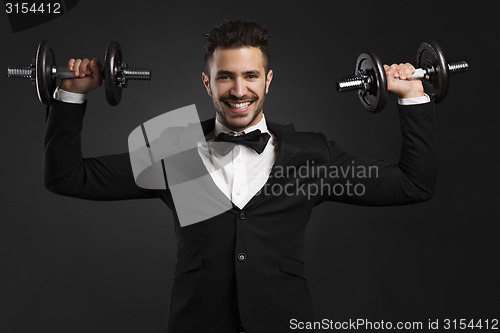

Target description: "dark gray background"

left=1, top=0, right=499, bottom=332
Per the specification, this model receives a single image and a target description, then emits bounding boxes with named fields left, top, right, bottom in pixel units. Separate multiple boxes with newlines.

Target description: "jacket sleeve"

left=43, top=99, right=159, bottom=201
left=321, top=102, right=438, bottom=205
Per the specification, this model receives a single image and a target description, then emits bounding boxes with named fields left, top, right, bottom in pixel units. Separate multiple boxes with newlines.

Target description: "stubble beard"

left=213, top=93, right=266, bottom=132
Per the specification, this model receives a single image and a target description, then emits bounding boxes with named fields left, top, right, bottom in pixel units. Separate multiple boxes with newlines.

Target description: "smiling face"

left=202, top=47, right=273, bottom=132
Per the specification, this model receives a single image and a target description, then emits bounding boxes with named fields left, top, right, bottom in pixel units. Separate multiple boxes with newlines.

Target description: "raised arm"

left=43, top=57, right=157, bottom=201
left=322, top=63, right=438, bottom=205
left=322, top=102, right=438, bottom=205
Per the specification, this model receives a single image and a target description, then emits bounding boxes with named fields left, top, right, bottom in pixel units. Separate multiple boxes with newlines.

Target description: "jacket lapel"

left=242, top=119, right=299, bottom=210
left=266, top=119, right=299, bottom=171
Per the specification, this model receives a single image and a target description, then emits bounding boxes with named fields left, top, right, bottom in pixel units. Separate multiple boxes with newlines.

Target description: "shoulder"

left=267, top=119, right=332, bottom=160
left=267, top=119, right=328, bottom=141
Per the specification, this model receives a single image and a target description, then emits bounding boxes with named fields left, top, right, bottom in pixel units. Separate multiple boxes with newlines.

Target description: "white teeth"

left=227, top=101, right=252, bottom=109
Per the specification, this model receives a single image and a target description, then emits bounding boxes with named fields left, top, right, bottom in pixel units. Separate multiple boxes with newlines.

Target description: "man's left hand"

left=384, top=63, right=425, bottom=99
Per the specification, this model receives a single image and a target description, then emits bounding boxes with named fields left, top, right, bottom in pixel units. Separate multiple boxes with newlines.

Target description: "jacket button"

left=239, top=212, right=246, bottom=220
left=237, top=253, right=247, bottom=262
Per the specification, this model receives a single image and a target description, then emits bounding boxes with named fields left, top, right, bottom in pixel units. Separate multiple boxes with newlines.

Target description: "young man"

left=44, top=20, right=437, bottom=333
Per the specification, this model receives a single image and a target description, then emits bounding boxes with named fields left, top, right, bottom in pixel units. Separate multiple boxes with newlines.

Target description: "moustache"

left=220, top=95, right=258, bottom=102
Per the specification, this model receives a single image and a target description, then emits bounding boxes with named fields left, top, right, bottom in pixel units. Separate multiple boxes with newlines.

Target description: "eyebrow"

left=216, top=70, right=262, bottom=76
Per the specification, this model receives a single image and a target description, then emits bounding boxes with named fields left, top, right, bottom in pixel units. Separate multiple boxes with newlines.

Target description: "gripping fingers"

left=397, top=63, right=407, bottom=79
left=397, top=63, right=415, bottom=80
left=384, top=64, right=397, bottom=79
left=406, top=63, right=415, bottom=78
left=90, top=58, right=103, bottom=83
left=72, top=59, right=82, bottom=77
left=385, top=63, right=415, bottom=80
left=68, top=58, right=75, bottom=72
left=79, top=58, right=91, bottom=77
left=70, top=58, right=92, bottom=77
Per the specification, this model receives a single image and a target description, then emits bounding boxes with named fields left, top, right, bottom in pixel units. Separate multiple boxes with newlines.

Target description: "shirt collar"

left=214, top=113, right=269, bottom=137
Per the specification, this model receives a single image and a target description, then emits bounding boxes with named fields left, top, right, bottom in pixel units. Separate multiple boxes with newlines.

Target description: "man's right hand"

left=59, top=57, right=103, bottom=94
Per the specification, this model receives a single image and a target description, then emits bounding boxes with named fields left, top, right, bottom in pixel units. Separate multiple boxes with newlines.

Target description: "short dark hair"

left=203, top=20, right=271, bottom=76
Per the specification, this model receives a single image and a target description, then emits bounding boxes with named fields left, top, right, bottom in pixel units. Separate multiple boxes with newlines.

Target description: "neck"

left=217, top=111, right=264, bottom=132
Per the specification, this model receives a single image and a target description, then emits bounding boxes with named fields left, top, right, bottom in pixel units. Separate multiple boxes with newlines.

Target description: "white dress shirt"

left=53, top=87, right=429, bottom=209
left=198, top=115, right=278, bottom=209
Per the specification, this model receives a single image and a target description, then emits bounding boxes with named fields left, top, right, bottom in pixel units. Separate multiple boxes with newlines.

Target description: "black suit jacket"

left=44, top=100, right=438, bottom=333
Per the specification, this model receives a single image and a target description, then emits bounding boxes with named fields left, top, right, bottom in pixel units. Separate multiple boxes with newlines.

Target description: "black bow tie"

left=212, top=129, right=271, bottom=156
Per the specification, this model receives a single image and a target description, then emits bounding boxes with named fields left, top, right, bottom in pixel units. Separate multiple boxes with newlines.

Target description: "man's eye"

left=217, top=76, right=230, bottom=80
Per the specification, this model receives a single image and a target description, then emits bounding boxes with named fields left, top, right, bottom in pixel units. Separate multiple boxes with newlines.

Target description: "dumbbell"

left=7, top=40, right=151, bottom=106
left=336, top=41, right=469, bottom=112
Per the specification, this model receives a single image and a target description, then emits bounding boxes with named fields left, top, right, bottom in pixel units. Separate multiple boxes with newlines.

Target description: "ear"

left=202, top=72, right=212, bottom=96
left=265, top=69, right=273, bottom=94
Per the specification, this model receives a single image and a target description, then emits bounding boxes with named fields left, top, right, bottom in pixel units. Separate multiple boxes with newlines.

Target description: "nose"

left=230, top=77, right=248, bottom=98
